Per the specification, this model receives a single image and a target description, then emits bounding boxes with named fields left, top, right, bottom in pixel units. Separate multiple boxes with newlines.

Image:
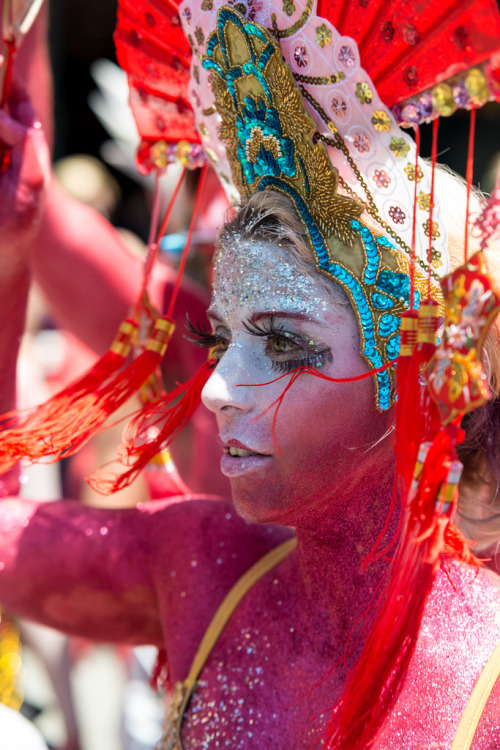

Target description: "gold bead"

left=176, top=140, right=193, bottom=166
left=432, top=83, right=456, bottom=117
left=151, top=140, right=169, bottom=168
left=464, top=68, right=489, bottom=103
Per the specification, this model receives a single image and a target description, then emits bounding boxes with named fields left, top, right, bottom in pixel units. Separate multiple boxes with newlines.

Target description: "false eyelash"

left=243, top=315, right=286, bottom=338
left=271, top=350, right=333, bottom=374
left=184, top=317, right=220, bottom=348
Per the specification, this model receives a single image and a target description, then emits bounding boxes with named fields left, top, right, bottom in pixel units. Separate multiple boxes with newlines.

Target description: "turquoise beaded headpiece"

left=200, top=6, right=424, bottom=409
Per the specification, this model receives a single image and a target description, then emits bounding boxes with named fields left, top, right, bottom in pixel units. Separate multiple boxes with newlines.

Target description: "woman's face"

left=201, top=237, right=393, bottom=527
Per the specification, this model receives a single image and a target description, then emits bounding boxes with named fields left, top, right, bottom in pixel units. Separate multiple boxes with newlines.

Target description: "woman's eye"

left=268, top=334, right=298, bottom=354
left=242, top=316, right=332, bottom=373
left=211, top=335, right=229, bottom=361
left=185, top=319, right=230, bottom=364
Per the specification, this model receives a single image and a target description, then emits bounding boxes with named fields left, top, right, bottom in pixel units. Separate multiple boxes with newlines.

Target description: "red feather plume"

left=316, top=0, right=500, bottom=108
left=114, top=0, right=199, bottom=171
left=115, top=0, right=500, bottom=157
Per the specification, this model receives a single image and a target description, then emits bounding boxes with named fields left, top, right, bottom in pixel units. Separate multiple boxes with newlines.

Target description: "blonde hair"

left=219, top=177, right=500, bottom=550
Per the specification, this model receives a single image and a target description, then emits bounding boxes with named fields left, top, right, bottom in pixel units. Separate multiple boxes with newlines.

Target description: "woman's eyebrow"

left=251, top=311, right=318, bottom=324
left=207, top=310, right=222, bottom=322
left=249, top=310, right=311, bottom=323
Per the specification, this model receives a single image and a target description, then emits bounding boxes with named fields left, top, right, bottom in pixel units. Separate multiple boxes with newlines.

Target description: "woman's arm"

left=0, top=81, right=49, bottom=494
left=0, top=498, right=163, bottom=645
left=32, top=179, right=145, bottom=356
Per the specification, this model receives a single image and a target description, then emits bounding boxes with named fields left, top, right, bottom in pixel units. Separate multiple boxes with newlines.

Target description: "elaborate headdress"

left=114, top=0, right=500, bottom=411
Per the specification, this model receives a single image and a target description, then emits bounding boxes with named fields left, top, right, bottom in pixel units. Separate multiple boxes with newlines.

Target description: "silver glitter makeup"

left=210, top=236, right=332, bottom=323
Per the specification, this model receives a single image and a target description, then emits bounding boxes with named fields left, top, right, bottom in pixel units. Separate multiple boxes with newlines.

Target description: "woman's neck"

left=292, top=456, right=398, bottom=660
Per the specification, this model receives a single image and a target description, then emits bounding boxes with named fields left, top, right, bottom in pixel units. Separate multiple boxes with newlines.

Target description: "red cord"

left=0, top=36, right=16, bottom=174
left=464, top=108, right=476, bottom=262
left=0, top=35, right=15, bottom=108
left=133, top=166, right=187, bottom=318
left=155, top=167, right=186, bottom=245
left=133, top=170, right=163, bottom=318
left=410, top=126, right=420, bottom=308
left=427, top=118, right=439, bottom=299
left=236, top=360, right=393, bottom=388
left=166, top=164, right=207, bottom=319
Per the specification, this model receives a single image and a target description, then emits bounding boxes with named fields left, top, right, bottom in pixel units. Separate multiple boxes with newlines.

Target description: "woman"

left=0, top=129, right=500, bottom=749
left=1, top=3, right=500, bottom=750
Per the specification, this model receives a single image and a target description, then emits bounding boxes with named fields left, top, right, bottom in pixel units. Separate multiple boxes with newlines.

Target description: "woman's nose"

left=201, top=344, right=254, bottom=415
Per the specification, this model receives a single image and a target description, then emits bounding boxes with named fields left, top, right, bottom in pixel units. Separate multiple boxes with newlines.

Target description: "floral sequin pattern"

left=293, top=45, right=309, bottom=69
left=331, top=97, right=347, bottom=119
left=389, top=137, right=410, bottom=158
left=352, top=132, right=370, bottom=153
left=371, top=110, right=391, bottom=131
left=337, top=45, right=356, bottom=69
left=389, top=205, right=406, bottom=225
left=316, top=24, right=332, bottom=48
left=355, top=81, right=372, bottom=104
left=417, top=192, right=433, bottom=212
left=373, top=169, right=391, bottom=189
left=194, top=26, right=205, bottom=46
left=431, top=247, right=442, bottom=267
left=404, top=163, right=424, bottom=182
left=403, top=23, right=420, bottom=45
left=423, top=219, right=440, bottom=239
left=227, top=0, right=264, bottom=21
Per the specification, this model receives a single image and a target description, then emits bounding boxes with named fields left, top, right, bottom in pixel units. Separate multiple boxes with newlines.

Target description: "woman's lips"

left=227, top=445, right=262, bottom=458
left=220, top=438, right=272, bottom=477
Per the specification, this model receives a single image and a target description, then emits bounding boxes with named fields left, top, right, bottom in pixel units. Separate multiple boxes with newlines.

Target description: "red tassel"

left=0, top=317, right=175, bottom=473
left=324, top=421, right=479, bottom=750
left=88, top=359, right=214, bottom=494
left=0, top=318, right=139, bottom=471
left=150, top=647, right=170, bottom=692
left=395, top=310, right=421, bottom=488
left=395, top=301, right=441, bottom=492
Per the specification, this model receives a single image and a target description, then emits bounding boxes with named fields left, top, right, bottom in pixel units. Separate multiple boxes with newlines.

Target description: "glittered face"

left=201, top=239, right=393, bottom=527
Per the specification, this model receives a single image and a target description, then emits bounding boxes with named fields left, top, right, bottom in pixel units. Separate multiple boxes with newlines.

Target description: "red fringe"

left=87, top=359, right=214, bottom=494
left=0, top=317, right=174, bottom=474
left=324, top=420, right=479, bottom=750
left=0, top=319, right=139, bottom=473
left=394, top=310, right=422, bottom=489
left=395, top=302, right=441, bottom=493
left=150, top=647, right=170, bottom=692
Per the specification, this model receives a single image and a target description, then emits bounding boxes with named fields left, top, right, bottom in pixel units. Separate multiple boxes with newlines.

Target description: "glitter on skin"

left=210, top=235, right=332, bottom=323
left=203, top=237, right=391, bottom=526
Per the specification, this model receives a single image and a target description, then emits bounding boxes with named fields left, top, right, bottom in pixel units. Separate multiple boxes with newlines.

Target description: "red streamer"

left=464, top=108, right=477, bottom=262
left=166, top=164, right=207, bottom=319
left=409, top=126, right=420, bottom=308
left=427, top=117, right=439, bottom=299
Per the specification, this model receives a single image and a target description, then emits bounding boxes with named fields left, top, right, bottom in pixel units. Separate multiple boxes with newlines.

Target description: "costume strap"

left=160, top=536, right=297, bottom=750
left=451, top=640, right=500, bottom=750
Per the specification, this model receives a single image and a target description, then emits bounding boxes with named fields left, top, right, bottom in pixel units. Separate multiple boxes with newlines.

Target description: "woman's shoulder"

left=137, top=493, right=290, bottom=548
left=137, top=495, right=294, bottom=680
left=418, top=563, right=500, bottom=692
left=378, top=563, right=500, bottom=748
left=426, top=562, right=500, bottom=646
left=137, top=494, right=293, bottom=590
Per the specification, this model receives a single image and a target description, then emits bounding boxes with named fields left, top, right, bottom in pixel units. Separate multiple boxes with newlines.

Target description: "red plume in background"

left=114, top=0, right=200, bottom=173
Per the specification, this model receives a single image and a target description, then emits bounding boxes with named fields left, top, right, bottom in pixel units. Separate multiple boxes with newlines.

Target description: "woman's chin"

left=229, top=478, right=302, bottom=527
